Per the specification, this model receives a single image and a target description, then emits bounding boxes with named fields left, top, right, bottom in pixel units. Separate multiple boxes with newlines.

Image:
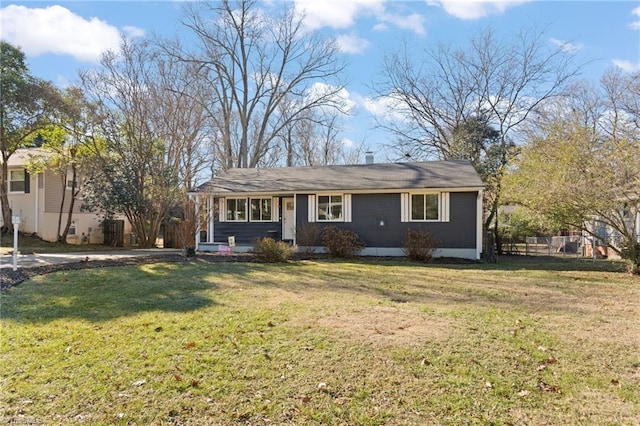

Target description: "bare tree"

left=375, top=26, right=581, bottom=252
left=274, top=103, right=361, bottom=166
left=179, top=0, right=347, bottom=170
left=79, top=37, right=209, bottom=248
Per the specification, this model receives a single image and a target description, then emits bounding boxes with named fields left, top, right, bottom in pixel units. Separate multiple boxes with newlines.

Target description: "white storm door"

left=282, top=197, right=295, bottom=240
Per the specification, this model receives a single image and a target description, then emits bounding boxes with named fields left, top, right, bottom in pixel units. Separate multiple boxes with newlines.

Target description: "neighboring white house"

left=2, top=148, right=131, bottom=245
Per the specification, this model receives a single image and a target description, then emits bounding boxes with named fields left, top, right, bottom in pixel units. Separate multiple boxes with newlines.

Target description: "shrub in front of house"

left=253, top=237, right=295, bottom=262
left=402, top=228, right=438, bottom=262
left=322, top=226, right=365, bottom=258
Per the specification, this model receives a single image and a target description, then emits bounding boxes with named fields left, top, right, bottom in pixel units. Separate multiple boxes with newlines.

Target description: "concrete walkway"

left=0, top=249, right=183, bottom=270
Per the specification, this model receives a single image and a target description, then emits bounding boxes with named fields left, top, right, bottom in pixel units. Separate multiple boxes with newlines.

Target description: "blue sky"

left=1, top=0, right=639, bottom=159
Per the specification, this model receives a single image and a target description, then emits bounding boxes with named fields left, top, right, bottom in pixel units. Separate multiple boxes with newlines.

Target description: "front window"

left=317, top=195, right=343, bottom=221
left=250, top=198, right=272, bottom=222
left=10, top=170, right=25, bottom=192
left=411, top=193, right=439, bottom=221
left=226, top=198, right=247, bottom=221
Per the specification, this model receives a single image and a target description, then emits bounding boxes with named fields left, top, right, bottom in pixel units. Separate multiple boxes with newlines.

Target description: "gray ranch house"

left=189, top=160, right=484, bottom=259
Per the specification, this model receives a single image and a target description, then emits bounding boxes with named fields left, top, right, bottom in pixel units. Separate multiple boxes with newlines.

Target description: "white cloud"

left=342, top=137, right=355, bottom=148
left=294, top=0, right=424, bottom=35
left=294, top=0, right=384, bottom=31
left=612, top=59, right=640, bottom=73
left=0, top=5, right=144, bottom=62
left=426, top=0, right=530, bottom=20
left=336, top=33, right=371, bottom=54
left=379, top=12, right=425, bottom=35
left=123, top=26, right=146, bottom=39
left=361, top=94, right=407, bottom=122
left=308, top=82, right=356, bottom=114
left=550, top=38, right=584, bottom=54
left=629, top=6, right=640, bottom=30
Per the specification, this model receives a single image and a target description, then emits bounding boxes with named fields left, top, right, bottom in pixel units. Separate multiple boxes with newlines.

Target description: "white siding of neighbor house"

left=44, top=170, right=83, bottom=214
left=5, top=169, right=108, bottom=244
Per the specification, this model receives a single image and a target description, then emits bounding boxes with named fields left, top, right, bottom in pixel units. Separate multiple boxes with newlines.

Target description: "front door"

left=282, top=197, right=295, bottom=241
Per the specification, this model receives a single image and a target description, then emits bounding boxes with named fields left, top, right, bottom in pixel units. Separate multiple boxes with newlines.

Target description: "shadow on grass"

left=199, top=256, right=636, bottom=317
left=1, top=262, right=218, bottom=323
left=2, top=256, right=635, bottom=324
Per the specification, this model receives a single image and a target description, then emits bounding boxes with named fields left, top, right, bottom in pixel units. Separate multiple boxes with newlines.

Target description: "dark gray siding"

left=214, top=222, right=281, bottom=244
left=213, top=198, right=281, bottom=244
left=296, top=192, right=477, bottom=248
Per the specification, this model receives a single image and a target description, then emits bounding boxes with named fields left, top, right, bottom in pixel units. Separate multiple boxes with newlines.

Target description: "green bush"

left=402, top=228, right=438, bottom=262
left=321, top=226, right=365, bottom=258
left=253, top=237, right=295, bottom=262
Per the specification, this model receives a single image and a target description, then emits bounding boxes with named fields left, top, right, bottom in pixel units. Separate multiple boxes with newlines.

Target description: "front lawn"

left=1, top=258, right=638, bottom=425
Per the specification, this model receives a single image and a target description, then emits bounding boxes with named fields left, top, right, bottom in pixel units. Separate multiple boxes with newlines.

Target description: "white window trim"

left=224, top=197, right=249, bottom=222
left=69, top=219, right=77, bottom=236
left=9, top=170, right=26, bottom=194
left=311, top=193, right=352, bottom=223
left=249, top=197, right=273, bottom=222
left=66, top=171, right=79, bottom=190
left=218, top=198, right=226, bottom=222
left=401, top=192, right=450, bottom=223
left=219, top=196, right=279, bottom=223
left=271, top=197, right=280, bottom=222
left=317, top=194, right=343, bottom=222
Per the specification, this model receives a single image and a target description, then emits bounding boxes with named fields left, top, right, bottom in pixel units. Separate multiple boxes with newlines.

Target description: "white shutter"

left=308, top=195, right=316, bottom=222
left=218, top=198, right=226, bottom=222
left=271, top=197, right=280, bottom=222
left=400, top=193, right=409, bottom=222
left=441, top=192, right=450, bottom=222
left=344, top=194, right=352, bottom=222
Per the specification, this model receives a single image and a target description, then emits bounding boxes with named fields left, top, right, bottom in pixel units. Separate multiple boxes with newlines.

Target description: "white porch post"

left=194, top=195, right=201, bottom=251
left=208, top=195, right=215, bottom=243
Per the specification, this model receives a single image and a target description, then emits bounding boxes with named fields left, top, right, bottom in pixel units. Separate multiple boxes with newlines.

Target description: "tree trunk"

left=60, top=165, right=79, bottom=242
left=0, top=157, right=13, bottom=232
left=56, top=176, right=67, bottom=242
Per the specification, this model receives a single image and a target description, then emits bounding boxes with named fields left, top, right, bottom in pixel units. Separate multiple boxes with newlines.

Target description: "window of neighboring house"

left=9, top=170, right=27, bottom=193
left=66, top=172, right=79, bottom=190
left=68, top=220, right=77, bottom=236
left=317, top=195, right=343, bottom=221
left=250, top=198, right=272, bottom=222
left=226, top=198, right=247, bottom=221
left=410, top=193, right=440, bottom=221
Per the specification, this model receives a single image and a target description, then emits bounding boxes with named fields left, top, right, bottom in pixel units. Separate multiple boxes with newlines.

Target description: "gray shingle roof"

left=195, top=160, right=483, bottom=195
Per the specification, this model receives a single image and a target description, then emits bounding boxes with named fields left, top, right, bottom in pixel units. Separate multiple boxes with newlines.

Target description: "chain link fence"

left=520, top=235, right=609, bottom=258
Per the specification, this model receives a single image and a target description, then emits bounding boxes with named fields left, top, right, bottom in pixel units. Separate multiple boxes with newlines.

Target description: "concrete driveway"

left=0, top=249, right=183, bottom=270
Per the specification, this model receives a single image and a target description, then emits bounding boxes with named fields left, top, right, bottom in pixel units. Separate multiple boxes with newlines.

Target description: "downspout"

left=293, top=193, right=297, bottom=246
left=34, top=173, right=39, bottom=234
